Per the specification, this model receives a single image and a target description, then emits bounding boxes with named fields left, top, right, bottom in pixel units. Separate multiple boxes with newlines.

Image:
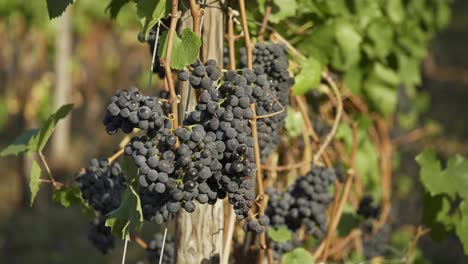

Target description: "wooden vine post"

left=176, top=1, right=225, bottom=263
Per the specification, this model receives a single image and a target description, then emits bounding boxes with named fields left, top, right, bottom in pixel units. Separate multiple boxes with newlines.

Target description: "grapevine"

left=0, top=0, right=460, bottom=263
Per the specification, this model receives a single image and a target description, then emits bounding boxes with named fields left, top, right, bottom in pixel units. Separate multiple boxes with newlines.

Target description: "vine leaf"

left=29, top=160, right=42, bottom=207
left=337, top=205, right=361, bottom=237
left=416, top=149, right=468, bottom=199
left=137, top=0, right=170, bottom=39
left=53, top=185, right=95, bottom=217
left=105, top=185, right=143, bottom=240
left=0, top=129, right=40, bottom=157
left=46, top=0, right=74, bottom=19
left=267, top=226, right=292, bottom=243
left=158, top=28, right=202, bottom=70
left=32, top=104, right=74, bottom=152
left=292, top=57, right=323, bottom=95
left=417, top=149, right=468, bottom=253
left=106, top=0, right=131, bottom=18
left=285, top=109, right=303, bottom=138
left=258, top=0, right=298, bottom=24
left=282, top=248, right=314, bottom=264
left=121, top=156, right=139, bottom=182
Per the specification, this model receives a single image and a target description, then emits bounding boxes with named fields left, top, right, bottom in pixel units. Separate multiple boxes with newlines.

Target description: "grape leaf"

left=137, top=0, right=170, bottom=39
left=285, top=109, right=304, bottom=138
left=53, top=185, right=95, bottom=217
left=385, top=0, right=405, bottom=24
left=32, top=104, right=74, bottom=152
left=266, top=0, right=298, bottom=24
left=292, top=57, right=323, bottom=95
left=106, top=0, right=131, bottom=18
left=29, top=160, right=42, bottom=206
left=121, top=156, right=139, bottom=181
left=157, top=28, right=202, bottom=70
left=0, top=129, right=40, bottom=157
left=267, top=226, right=292, bottom=243
left=46, top=0, right=74, bottom=19
left=282, top=248, right=314, bottom=264
left=418, top=150, right=468, bottom=253
left=332, top=19, right=362, bottom=70
left=105, top=185, right=143, bottom=239
left=416, top=149, right=468, bottom=199
left=337, top=206, right=361, bottom=237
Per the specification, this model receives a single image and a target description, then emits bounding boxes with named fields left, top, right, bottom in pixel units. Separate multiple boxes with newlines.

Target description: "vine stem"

left=271, top=32, right=305, bottom=60
left=163, top=0, right=181, bottom=130
left=131, top=233, right=148, bottom=249
left=108, top=148, right=124, bottom=164
left=38, top=151, right=57, bottom=188
left=313, top=73, right=343, bottom=164
left=159, top=227, right=168, bottom=264
left=258, top=0, right=272, bottom=40
left=320, top=123, right=358, bottom=261
left=148, top=20, right=161, bottom=90
left=249, top=104, right=267, bottom=252
left=296, top=95, right=332, bottom=167
left=121, top=233, right=129, bottom=264
left=405, top=226, right=430, bottom=264
left=221, top=211, right=236, bottom=264
left=188, top=0, right=202, bottom=36
left=226, top=9, right=236, bottom=70
left=238, top=0, right=253, bottom=69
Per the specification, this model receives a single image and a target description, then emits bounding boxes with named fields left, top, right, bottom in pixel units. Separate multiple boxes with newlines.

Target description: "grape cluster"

left=177, top=59, right=221, bottom=89
left=76, top=157, right=127, bottom=214
left=241, top=41, right=294, bottom=161
left=88, top=215, right=115, bottom=254
left=357, top=195, right=381, bottom=219
left=266, top=165, right=335, bottom=238
left=182, top=64, right=260, bottom=222
left=146, top=233, right=175, bottom=264
left=243, top=214, right=270, bottom=233
left=270, top=238, right=302, bottom=261
left=103, top=87, right=166, bottom=136
left=363, top=224, right=390, bottom=259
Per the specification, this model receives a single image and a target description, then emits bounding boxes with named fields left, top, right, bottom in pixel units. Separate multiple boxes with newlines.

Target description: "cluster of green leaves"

left=417, top=149, right=468, bottom=254
left=0, top=104, right=73, bottom=205
left=267, top=226, right=315, bottom=264
left=253, top=0, right=452, bottom=116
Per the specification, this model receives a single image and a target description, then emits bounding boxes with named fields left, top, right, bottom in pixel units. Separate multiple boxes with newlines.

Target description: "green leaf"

left=106, top=0, right=131, bottom=18
left=416, top=149, right=468, bottom=199
left=29, top=160, right=42, bottom=206
left=105, top=185, right=143, bottom=239
left=157, top=28, right=202, bottom=70
left=121, top=155, right=139, bottom=181
left=46, top=0, right=74, bottom=19
left=137, top=0, right=170, bottom=39
left=292, top=57, right=323, bottom=95
left=385, top=0, right=405, bottom=24
left=332, top=20, right=362, bottom=70
left=268, top=226, right=292, bottom=243
left=365, top=82, right=398, bottom=116
left=343, top=67, right=363, bottom=95
left=282, top=248, right=314, bottom=264
left=337, top=206, right=361, bottom=237
left=285, top=109, right=304, bottom=138
left=0, top=129, right=39, bottom=157
left=32, top=104, right=74, bottom=152
left=423, top=194, right=450, bottom=241
left=364, top=18, right=394, bottom=60
left=53, top=185, right=95, bottom=217
left=455, top=202, right=468, bottom=254
left=268, top=0, right=298, bottom=24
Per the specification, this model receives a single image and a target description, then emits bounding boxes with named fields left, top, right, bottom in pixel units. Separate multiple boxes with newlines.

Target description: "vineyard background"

left=0, top=0, right=468, bottom=263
